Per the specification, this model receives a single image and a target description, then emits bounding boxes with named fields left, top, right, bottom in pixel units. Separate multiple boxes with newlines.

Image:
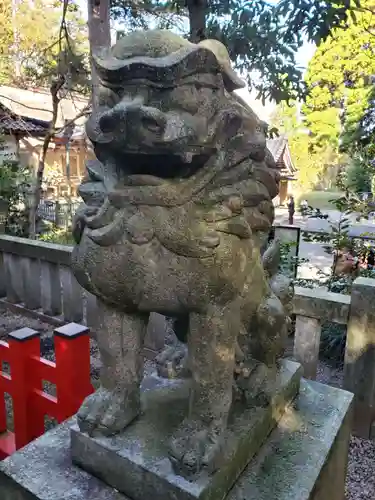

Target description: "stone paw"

left=77, top=387, right=140, bottom=437
left=155, top=342, right=189, bottom=379
left=233, top=361, right=274, bottom=407
left=169, top=418, right=224, bottom=477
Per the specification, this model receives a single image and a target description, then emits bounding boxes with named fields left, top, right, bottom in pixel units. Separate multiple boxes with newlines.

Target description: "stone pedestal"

left=71, top=360, right=301, bottom=500
left=0, top=378, right=353, bottom=500
left=344, top=277, right=375, bottom=437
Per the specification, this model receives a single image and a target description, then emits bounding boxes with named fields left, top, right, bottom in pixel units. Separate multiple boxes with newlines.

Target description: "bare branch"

left=0, top=94, right=54, bottom=116
left=53, top=104, right=91, bottom=134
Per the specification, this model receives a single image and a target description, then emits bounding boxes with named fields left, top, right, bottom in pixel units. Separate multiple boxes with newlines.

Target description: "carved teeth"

left=180, top=152, right=193, bottom=163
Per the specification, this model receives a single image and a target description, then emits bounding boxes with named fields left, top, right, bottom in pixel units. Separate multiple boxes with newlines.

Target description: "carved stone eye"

left=142, top=116, right=163, bottom=133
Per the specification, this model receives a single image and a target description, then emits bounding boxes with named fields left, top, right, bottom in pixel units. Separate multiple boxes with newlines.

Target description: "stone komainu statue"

left=71, top=30, right=293, bottom=476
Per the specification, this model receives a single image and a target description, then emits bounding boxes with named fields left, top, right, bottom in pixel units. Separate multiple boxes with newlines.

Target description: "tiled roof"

left=266, top=135, right=297, bottom=178
left=0, top=108, right=48, bottom=135
left=266, top=136, right=287, bottom=163
left=0, top=85, right=89, bottom=128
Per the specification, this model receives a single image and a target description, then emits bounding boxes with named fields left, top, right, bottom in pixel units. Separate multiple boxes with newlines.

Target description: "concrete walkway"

left=275, top=208, right=375, bottom=236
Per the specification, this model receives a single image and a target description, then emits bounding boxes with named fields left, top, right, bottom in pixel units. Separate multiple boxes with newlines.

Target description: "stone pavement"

left=275, top=208, right=375, bottom=236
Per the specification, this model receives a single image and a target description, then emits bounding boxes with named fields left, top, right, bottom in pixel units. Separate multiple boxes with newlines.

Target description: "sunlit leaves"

left=0, top=0, right=89, bottom=91
left=304, top=0, right=375, bottom=156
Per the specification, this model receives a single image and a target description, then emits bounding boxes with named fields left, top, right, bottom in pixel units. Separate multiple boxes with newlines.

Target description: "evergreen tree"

left=304, top=0, right=375, bottom=153
left=110, top=0, right=359, bottom=103
left=271, top=102, right=343, bottom=192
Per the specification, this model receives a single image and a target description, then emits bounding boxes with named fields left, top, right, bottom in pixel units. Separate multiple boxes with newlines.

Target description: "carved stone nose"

left=99, top=105, right=166, bottom=138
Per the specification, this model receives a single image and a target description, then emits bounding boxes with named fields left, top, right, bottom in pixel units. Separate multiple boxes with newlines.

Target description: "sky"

left=77, top=0, right=316, bottom=120
left=240, top=41, right=316, bottom=121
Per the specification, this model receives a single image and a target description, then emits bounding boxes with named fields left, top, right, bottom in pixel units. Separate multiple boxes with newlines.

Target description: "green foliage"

left=296, top=191, right=375, bottom=365
left=304, top=0, right=375, bottom=155
left=320, top=322, right=347, bottom=366
left=344, top=155, right=374, bottom=193
left=0, top=161, right=25, bottom=199
left=357, top=86, right=375, bottom=150
left=110, top=0, right=357, bottom=103
left=301, top=191, right=372, bottom=289
left=0, top=136, right=30, bottom=200
left=279, top=240, right=308, bottom=278
left=0, top=0, right=89, bottom=91
left=270, top=102, right=345, bottom=192
left=38, top=226, right=74, bottom=245
left=297, top=190, right=344, bottom=209
left=0, top=163, right=33, bottom=237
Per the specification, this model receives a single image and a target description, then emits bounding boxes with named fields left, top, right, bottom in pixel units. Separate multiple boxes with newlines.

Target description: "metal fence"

left=37, top=201, right=80, bottom=228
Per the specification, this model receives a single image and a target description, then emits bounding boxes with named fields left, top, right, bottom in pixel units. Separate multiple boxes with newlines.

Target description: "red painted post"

left=0, top=393, right=6, bottom=435
left=8, top=328, right=42, bottom=450
left=54, top=323, right=94, bottom=422
left=0, top=342, right=9, bottom=434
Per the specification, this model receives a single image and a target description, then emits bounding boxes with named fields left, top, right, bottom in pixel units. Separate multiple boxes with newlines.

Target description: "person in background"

left=287, top=195, right=295, bottom=225
left=334, top=247, right=358, bottom=277
left=367, top=248, right=375, bottom=270
left=359, top=251, right=367, bottom=271
left=300, top=199, right=309, bottom=217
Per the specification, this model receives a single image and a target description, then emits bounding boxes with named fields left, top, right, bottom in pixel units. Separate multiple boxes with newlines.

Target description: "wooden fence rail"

left=0, top=323, right=93, bottom=459
left=0, top=235, right=166, bottom=353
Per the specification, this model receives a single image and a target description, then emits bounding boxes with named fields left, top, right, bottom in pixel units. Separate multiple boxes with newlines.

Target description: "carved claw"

left=77, top=387, right=140, bottom=436
left=72, top=203, right=98, bottom=243
left=169, top=418, right=224, bottom=477
left=233, top=360, right=272, bottom=407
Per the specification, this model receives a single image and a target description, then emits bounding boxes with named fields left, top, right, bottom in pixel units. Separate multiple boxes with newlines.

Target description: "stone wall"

left=0, top=235, right=167, bottom=355
left=293, top=280, right=375, bottom=439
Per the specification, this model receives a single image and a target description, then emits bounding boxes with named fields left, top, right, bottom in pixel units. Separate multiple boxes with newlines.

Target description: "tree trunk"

left=28, top=78, right=63, bottom=239
left=186, top=0, right=207, bottom=42
left=87, top=0, right=111, bottom=108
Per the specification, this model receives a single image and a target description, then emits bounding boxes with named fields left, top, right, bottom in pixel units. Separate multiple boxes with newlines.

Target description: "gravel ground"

left=0, top=309, right=374, bottom=498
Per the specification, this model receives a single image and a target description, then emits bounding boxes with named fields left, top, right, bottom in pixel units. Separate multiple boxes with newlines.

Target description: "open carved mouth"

left=115, top=151, right=213, bottom=182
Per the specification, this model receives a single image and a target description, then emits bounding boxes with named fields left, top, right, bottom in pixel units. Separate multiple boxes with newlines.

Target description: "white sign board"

left=0, top=136, right=17, bottom=166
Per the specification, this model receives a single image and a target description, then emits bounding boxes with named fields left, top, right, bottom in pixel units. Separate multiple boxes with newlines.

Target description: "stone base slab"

left=71, top=360, right=302, bottom=500
left=0, top=379, right=353, bottom=500
left=228, top=380, right=353, bottom=500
